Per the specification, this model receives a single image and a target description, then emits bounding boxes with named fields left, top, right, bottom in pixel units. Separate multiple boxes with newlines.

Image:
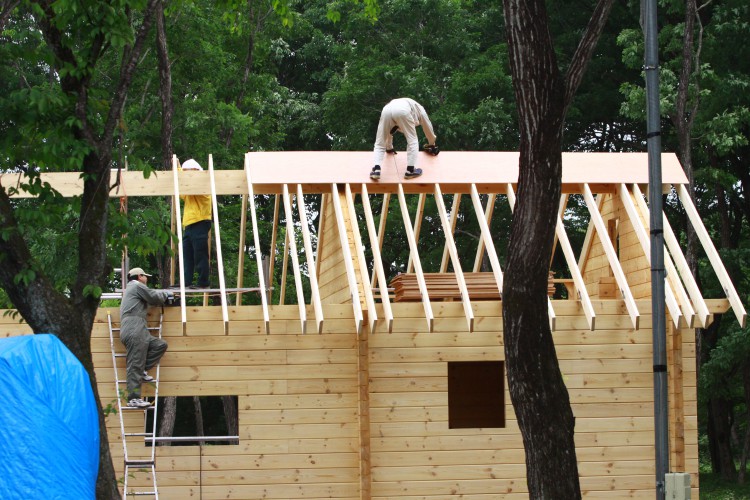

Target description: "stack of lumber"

left=390, top=272, right=502, bottom=302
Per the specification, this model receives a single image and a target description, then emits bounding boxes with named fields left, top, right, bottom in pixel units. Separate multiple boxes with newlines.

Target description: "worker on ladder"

left=120, top=267, right=173, bottom=408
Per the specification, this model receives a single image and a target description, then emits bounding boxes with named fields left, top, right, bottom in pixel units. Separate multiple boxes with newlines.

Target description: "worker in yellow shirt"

left=180, top=159, right=212, bottom=288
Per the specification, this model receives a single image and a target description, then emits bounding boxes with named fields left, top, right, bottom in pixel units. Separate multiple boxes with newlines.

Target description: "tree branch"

left=564, top=0, right=616, bottom=107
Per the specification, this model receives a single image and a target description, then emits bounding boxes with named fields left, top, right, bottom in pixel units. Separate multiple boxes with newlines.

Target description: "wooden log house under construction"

left=1, top=151, right=747, bottom=499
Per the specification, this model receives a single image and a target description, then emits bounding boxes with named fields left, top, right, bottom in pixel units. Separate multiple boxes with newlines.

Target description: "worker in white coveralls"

left=370, top=97, right=439, bottom=180
left=120, top=267, right=173, bottom=408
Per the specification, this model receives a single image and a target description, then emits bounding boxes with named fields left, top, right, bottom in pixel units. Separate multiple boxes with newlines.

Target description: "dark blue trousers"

left=183, top=220, right=211, bottom=287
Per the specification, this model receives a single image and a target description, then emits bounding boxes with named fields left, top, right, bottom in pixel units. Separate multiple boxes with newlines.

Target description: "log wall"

left=0, top=298, right=699, bottom=499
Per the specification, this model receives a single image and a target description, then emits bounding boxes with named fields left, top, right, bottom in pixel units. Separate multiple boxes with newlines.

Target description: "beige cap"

left=128, top=267, right=152, bottom=277
left=182, top=159, right=203, bottom=171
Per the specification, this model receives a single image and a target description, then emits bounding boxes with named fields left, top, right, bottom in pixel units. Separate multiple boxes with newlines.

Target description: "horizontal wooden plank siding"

left=0, top=296, right=698, bottom=498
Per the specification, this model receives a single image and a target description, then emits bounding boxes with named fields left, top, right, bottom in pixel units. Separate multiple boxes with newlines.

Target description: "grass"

left=700, top=472, right=750, bottom=499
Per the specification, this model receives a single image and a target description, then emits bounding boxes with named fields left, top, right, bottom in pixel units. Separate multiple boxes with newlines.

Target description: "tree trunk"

left=193, top=396, right=205, bottom=437
left=740, top=361, right=750, bottom=484
left=155, top=0, right=173, bottom=174
left=708, top=396, right=737, bottom=480
left=222, top=395, right=239, bottom=445
left=158, top=396, right=177, bottom=446
left=0, top=2, right=159, bottom=498
left=501, top=0, right=614, bottom=496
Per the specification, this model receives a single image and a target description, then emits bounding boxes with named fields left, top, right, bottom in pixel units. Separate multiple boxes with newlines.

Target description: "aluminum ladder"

left=108, top=311, right=163, bottom=498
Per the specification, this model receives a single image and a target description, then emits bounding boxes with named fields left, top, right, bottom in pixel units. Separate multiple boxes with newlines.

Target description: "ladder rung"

left=125, top=432, right=154, bottom=437
left=126, top=459, right=155, bottom=465
left=122, top=405, right=155, bottom=411
left=126, top=492, right=157, bottom=496
left=115, top=353, right=126, bottom=358
left=111, top=327, right=160, bottom=331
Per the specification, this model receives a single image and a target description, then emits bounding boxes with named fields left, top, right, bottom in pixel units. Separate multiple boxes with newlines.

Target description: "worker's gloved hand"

left=386, top=148, right=397, bottom=154
left=165, top=292, right=177, bottom=306
left=424, top=144, right=440, bottom=156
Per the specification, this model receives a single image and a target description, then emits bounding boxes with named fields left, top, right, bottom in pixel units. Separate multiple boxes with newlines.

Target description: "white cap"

left=182, top=159, right=203, bottom=171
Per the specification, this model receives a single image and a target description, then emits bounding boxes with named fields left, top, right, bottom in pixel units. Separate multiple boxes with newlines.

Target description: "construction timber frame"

left=1, top=151, right=746, bottom=499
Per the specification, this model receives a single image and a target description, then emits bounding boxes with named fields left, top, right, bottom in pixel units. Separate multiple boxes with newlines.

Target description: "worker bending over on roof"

left=371, top=98, right=439, bottom=181
left=180, top=159, right=212, bottom=289
left=120, top=267, right=173, bottom=408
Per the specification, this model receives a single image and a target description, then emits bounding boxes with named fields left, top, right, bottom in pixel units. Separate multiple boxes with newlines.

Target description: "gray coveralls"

left=373, top=98, right=437, bottom=168
left=119, top=280, right=169, bottom=400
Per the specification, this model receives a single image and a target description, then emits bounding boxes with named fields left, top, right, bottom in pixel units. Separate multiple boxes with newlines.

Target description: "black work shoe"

left=370, top=167, right=381, bottom=180
left=404, top=168, right=423, bottom=179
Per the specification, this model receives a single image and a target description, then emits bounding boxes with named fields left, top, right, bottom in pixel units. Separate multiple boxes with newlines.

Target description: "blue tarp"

left=0, top=334, right=99, bottom=499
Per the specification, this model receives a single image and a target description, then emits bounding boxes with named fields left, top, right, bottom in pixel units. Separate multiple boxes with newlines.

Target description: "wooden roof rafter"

left=331, top=183, right=364, bottom=335
left=296, top=184, right=324, bottom=334
left=582, top=183, right=640, bottom=329
left=360, top=185, right=394, bottom=332
left=434, top=184, right=474, bottom=332
left=281, top=184, right=308, bottom=334
left=631, top=183, right=708, bottom=328
left=676, top=184, right=746, bottom=327
left=619, top=183, right=689, bottom=329
left=397, top=184, right=434, bottom=332
left=550, top=191, right=596, bottom=330
left=243, top=154, right=270, bottom=334
left=344, top=184, right=378, bottom=333
left=208, top=155, right=230, bottom=335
